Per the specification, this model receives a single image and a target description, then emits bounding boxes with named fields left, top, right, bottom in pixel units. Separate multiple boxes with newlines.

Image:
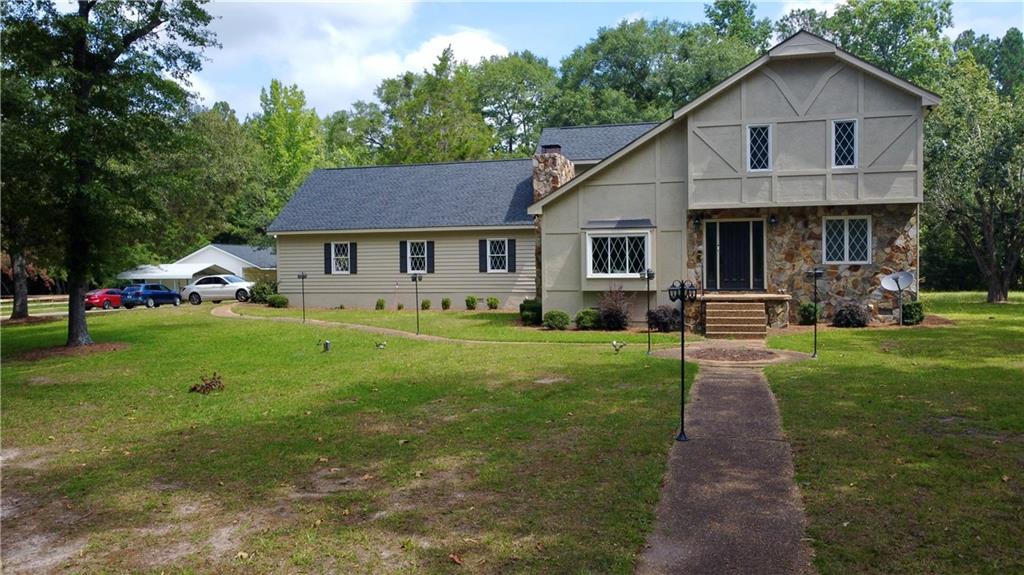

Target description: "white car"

left=181, top=275, right=254, bottom=305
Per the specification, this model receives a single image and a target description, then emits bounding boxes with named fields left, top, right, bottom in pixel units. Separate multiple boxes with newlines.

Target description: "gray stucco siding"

left=275, top=230, right=536, bottom=309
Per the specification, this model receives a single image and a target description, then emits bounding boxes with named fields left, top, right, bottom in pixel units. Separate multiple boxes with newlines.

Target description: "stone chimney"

left=531, top=145, right=575, bottom=298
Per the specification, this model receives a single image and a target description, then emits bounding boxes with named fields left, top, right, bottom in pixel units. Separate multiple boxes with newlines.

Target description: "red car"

left=84, top=288, right=123, bottom=310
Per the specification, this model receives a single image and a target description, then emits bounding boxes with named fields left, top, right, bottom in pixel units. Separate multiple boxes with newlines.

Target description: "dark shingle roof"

left=212, top=244, right=277, bottom=269
left=537, top=122, right=659, bottom=162
left=268, top=159, right=534, bottom=233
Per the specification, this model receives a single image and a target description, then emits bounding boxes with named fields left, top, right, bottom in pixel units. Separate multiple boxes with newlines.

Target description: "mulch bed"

left=772, top=314, right=955, bottom=334
left=690, top=347, right=777, bottom=362
left=11, top=342, right=129, bottom=362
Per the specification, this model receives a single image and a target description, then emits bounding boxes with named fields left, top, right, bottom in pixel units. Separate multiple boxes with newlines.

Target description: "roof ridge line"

left=315, top=157, right=532, bottom=172
left=543, top=121, right=661, bottom=130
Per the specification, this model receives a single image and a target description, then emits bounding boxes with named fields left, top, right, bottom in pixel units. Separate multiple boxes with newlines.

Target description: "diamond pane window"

left=408, top=241, right=427, bottom=272
left=591, top=237, right=609, bottom=274
left=589, top=233, right=648, bottom=276
left=488, top=239, right=508, bottom=272
left=332, top=242, right=350, bottom=273
left=824, top=217, right=871, bottom=264
left=748, top=125, right=771, bottom=171
left=834, top=120, right=857, bottom=167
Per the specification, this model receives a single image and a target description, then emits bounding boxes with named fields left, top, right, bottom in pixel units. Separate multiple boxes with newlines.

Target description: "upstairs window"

left=487, top=239, right=508, bottom=272
left=332, top=242, right=350, bottom=274
left=588, top=232, right=649, bottom=278
left=747, top=125, right=771, bottom=171
left=833, top=119, right=857, bottom=167
left=408, top=240, right=427, bottom=273
left=824, top=216, right=871, bottom=264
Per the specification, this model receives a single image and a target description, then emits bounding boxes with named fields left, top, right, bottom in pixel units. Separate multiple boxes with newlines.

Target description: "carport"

left=117, top=263, right=233, bottom=292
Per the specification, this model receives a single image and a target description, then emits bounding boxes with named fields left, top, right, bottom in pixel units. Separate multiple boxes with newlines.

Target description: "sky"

left=190, top=1, right=1024, bottom=117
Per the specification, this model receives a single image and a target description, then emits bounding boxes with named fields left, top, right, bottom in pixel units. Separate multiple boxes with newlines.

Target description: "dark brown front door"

left=719, top=221, right=751, bottom=289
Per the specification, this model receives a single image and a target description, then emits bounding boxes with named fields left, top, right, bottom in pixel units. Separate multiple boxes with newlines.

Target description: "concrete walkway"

left=637, top=364, right=815, bottom=575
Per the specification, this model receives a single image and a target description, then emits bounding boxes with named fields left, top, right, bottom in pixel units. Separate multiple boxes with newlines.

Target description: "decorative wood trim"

left=693, top=127, right=740, bottom=173
left=863, top=116, right=917, bottom=168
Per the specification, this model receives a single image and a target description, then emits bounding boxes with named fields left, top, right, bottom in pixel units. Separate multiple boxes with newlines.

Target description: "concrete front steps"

left=705, top=301, right=767, bottom=339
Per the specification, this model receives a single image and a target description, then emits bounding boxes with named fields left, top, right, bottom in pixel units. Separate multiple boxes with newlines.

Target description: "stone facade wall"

left=532, top=152, right=575, bottom=298
left=686, top=204, right=919, bottom=323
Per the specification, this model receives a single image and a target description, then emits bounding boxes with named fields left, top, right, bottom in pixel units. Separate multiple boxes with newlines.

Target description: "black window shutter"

left=479, top=239, right=487, bottom=272
left=426, top=241, right=435, bottom=273
left=349, top=242, right=357, bottom=275
left=508, top=239, right=516, bottom=272
left=323, top=243, right=332, bottom=275
left=399, top=241, right=407, bottom=273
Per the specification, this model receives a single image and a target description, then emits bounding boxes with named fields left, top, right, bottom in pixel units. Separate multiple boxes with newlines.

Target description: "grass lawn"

left=233, top=303, right=683, bottom=345
left=1, top=305, right=693, bottom=573
left=1, top=299, right=72, bottom=315
left=766, top=292, right=1024, bottom=574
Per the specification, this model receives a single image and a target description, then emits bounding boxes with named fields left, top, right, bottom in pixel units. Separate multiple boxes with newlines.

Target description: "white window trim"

left=746, top=124, right=772, bottom=172
left=486, top=238, right=509, bottom=273
left=330, top=242, right=350, bottom=275
left=585, top=230, right=652, bottom=279
left=823, top=215, right=872, bottom=264
left=831, top=118, right=858, bottom=168
left=406, top=239, right=428, bottom=274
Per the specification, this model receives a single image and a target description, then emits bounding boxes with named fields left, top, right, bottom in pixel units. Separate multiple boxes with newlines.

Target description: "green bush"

left=519, top=298, right=542, bottom=326
left=543, top=310, right=571, bottom=330
left=647, top=305, right=680, bottom=332
left=249, top=280, right=278, bottom=304
left=798, top=302, right=821, bottom=326
left=338, top=304, right=346, bottom=310
left=421, top=299, right=431, bottom=310
left=831, top=299, right=871, bottom=328
left=599, top=286, right=630, bottom=331
left=901, top=300, right=924, bottom=325
left=465, top=295, right=478, bottom=310
left=375, top=298, right=386, bottom=311
left=266, top=294, right=288, bottom=308
left=441, top=297, right=452, bottom=310
left=486, top=296, right=500, bottom=310
left=397, top=302, right=405, bottom=310
left=574, top=308, right=601, bottom=330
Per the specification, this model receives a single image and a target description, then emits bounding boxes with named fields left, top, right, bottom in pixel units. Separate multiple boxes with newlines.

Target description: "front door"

left=704, top=219, right=765, bottom=291
left=719, top=221, right=751, bottom=289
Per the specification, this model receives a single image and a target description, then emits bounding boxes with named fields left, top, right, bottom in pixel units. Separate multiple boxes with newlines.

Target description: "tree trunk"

left=987, top=276, right=1009, bottom=303
left=9, top=250, right=29, bottom=320
left=66, top=277, right=93, bottom=346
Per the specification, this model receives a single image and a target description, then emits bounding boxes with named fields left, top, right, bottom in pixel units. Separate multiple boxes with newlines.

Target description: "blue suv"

left=121, top=284, right=181, bottom=309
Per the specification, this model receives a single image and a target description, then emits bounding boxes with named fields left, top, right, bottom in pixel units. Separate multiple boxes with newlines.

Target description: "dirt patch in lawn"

left=1, top=315, right=62, bottom=327
left=11, top=342, right=129, bottom=363
left=690, top=347, right=777, bottom=362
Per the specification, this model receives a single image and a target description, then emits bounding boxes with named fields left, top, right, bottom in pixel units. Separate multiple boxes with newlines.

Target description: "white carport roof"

left=117, top=263, right=223, bottom=280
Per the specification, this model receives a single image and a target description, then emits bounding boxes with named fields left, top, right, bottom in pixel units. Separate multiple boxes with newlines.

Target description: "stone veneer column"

left=531, top=147, right=575, bottom=299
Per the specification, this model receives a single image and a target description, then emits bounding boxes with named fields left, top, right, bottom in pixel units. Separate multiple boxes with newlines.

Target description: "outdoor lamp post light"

left=639, top=268, right=656, bottom=354
left=410, top=273, right=423, bottom=335
left=667, top=279, right=699, bottom=441
left=805, top=267, right=825, bottom=358
left=296, top=272, right=308, bottom=323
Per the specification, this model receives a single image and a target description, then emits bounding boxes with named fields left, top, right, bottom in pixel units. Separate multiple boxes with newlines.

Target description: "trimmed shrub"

left=647, top=304, right=681, bottom=332
left=574, top=308, right=601, bottom=330
left=441, top=297, right=452, bottom=311
left=519, top=298, right=542, bottom=326
left=543, top=310, right=571, bottom=330
left=598, top=286, right=630, bottom=331
left=397, top=302, right=405, bottom=310
left=375, top=298, right=386, bottom=311
left=901, top=301, right=924, bottom=325
left=266, top=294, right=288, bottom=308
left=421, top=299, right=431, bottom=310
left=831, top=299, right=871, bottom=328
left=465, top=295, right=478, bottom=310
left=486, top=296, right=500, bottom=310
left=249, top=280, right=277, bottom=304
left=338, top=304, right=346, bottom=310
left=798, top=302, right=821, bottom=326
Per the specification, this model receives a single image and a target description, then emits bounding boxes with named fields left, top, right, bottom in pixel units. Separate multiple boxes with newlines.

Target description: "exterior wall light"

left=769, top=214, right=778, bottom=225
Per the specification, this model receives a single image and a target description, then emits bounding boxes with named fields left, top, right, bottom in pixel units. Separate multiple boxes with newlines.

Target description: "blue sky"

left=192, top=1, right=1024, bottom=117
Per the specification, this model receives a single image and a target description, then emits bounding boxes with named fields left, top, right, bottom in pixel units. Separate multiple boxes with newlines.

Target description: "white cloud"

left=190, top=3, right=507, bottom=116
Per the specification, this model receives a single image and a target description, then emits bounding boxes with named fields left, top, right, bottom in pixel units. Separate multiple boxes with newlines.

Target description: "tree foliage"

left=474, top=51, right=557, bottom=155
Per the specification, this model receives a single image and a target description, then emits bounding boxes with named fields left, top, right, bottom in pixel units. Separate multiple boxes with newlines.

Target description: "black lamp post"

left=410, top=273, right=423, bottom=335
left=805, top=267, right=824, bottom=358
left=667, top=279, right=699, bottom=441
left=639, top=268, right=656, bottom=354
left=296, top=272, right=308, bottom=323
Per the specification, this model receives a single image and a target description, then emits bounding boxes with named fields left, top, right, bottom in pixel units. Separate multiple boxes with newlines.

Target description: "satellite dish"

left=881, top=271, right=916, bottom=326
left=881, top=274, right=899, bottom=292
